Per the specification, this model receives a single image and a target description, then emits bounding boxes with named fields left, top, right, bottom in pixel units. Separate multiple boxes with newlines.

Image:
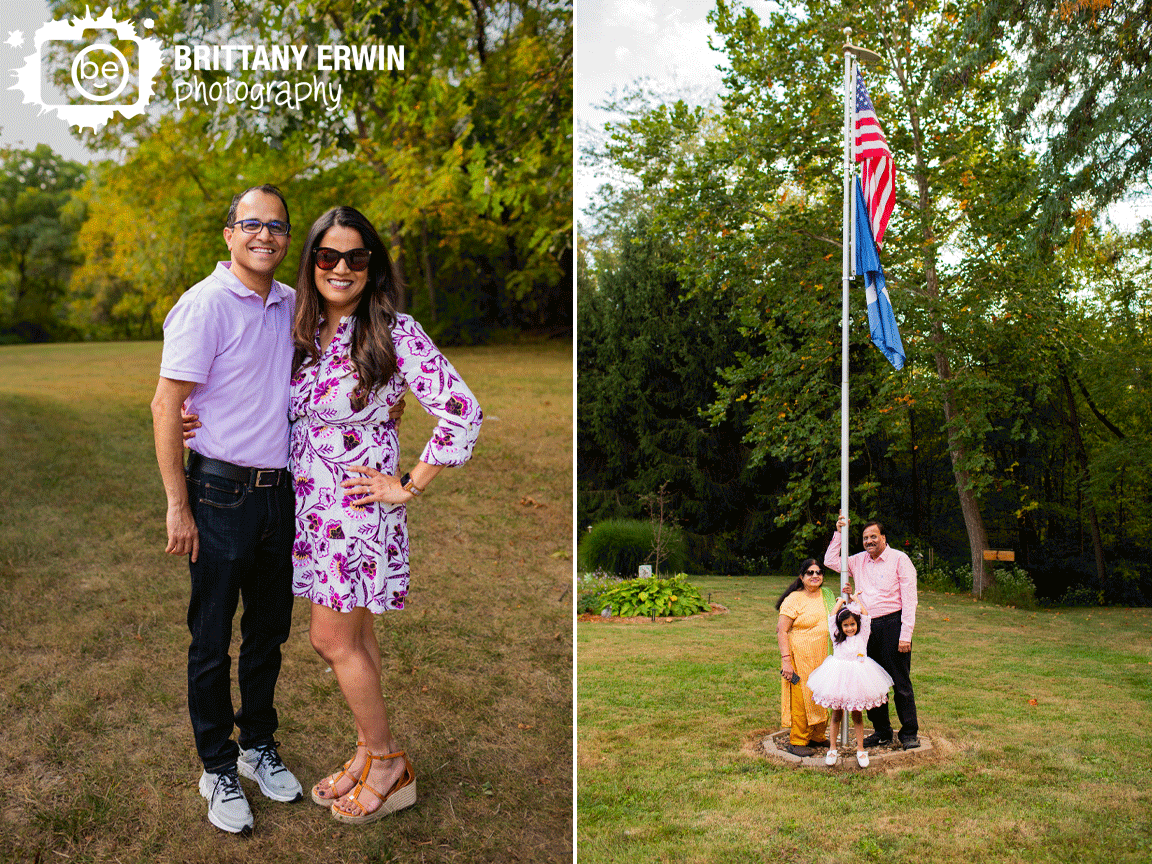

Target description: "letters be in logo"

left=10, top=7, right=163, bottom=131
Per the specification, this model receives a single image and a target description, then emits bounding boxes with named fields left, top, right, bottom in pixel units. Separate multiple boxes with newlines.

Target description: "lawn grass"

left=577, top=575, right=1152, bottom=864
left=0, top=339, right=572, bottom=863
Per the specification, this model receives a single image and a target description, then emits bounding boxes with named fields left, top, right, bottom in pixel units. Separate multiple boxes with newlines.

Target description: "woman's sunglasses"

left=313, top=247, right=371, bottom=271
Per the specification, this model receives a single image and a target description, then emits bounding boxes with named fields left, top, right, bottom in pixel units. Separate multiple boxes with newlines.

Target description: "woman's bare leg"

left=310, top=603, right=406, bottom=808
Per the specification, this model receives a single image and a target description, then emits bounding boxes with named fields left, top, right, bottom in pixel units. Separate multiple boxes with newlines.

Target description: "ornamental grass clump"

left=577, top=518, right=686, bottom=577
left=598, top=573, right=710, bottom=618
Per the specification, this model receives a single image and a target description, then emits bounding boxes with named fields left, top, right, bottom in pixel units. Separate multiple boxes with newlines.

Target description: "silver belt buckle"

left=254, top=469, right=278, bottom=488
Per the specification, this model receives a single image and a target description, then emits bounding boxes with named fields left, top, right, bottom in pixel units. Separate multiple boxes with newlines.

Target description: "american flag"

left=854, top=69, right=894, bottom=246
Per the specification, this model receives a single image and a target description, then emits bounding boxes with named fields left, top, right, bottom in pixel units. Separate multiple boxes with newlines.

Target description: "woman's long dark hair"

left=292, top=206, right=403, bottom=410
left=774, top=558, right=822, bottom=610
left=833, top=606, right=861, bottom=645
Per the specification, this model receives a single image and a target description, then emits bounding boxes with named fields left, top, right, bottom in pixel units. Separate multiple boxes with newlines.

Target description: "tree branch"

left=1074, top=373, right=1126, bottom=439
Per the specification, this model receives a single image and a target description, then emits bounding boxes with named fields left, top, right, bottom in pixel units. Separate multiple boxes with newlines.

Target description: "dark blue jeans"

left=185, top=469, right=294, bottom=774
left=865, top=610, right=918, bottom=742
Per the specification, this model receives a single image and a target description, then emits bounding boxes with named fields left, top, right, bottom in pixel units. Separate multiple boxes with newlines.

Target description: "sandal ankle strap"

left=365, top=749, right=406, bottom=761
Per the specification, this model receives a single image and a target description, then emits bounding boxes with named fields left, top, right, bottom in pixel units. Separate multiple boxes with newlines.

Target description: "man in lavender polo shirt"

left=150, top=185, right=303, bottom=835
left=825, top=515, right=920, bottom=749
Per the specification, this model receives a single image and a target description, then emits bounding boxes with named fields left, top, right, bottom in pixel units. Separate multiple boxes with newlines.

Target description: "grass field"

left=0, top=339, right=572, bottom=863
left=577, top=575, right=1152, bottom=864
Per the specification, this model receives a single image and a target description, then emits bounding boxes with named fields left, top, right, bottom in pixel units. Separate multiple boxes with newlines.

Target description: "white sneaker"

left=199, top=769, right=253, bottom=835
left=856, top=750, right=870, bottom=768
left=238, top=741, right=304, bottom=802
left=824, top=749, right=838, bottom=766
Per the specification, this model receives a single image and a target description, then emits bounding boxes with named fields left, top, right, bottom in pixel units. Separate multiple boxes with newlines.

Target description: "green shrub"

left=984, top=565, right=1037, bottom=609
left=598, top=573, right=710, bottom=618
left=577, top=519, right=686, bottom=577
left=576, top=569, right=621, bottom=615
left=920, top=562, right=1036, bottom=608
left=920, top=562, right=973, bottom=593
left=1060, top=584, right=1104, bottom=607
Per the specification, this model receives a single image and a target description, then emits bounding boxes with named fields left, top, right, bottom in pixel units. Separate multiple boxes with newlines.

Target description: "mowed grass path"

left=578, top=575, right=1152, bottom=864
left=0, top=340, right=572, bottom=863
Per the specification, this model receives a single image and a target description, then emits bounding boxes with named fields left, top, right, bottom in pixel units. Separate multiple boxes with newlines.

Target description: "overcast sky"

left=0, top=0, right=105, bottom=162
left=576, top=0, right=747, bottom=222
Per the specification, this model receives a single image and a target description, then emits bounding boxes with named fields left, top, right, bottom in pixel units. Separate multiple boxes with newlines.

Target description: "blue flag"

left=854, top=177, right=905, bottom=371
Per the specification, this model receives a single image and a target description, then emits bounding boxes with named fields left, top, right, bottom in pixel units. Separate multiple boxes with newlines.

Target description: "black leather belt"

left=187, top=451, right=289, bottom=488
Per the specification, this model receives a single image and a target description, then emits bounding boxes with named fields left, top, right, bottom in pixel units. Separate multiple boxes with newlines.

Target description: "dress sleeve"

left=392, top=315, right=483, bottom=466
left=779, top=592, right=798, bottom=622
left=858, top=612, right=871, bottom=643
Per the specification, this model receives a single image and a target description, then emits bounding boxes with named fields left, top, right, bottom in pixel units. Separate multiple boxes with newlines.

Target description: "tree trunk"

left=936, top=357, right=992, bottom=595
left=1061, top=371, right=1107, bottom=583
left=910, top=408, right=922, bottom=538
left=390, top=220, right=407, bottom=313
left=420, top=211, right=437, bottom=324
left=887, top=39, right=990, bottom=595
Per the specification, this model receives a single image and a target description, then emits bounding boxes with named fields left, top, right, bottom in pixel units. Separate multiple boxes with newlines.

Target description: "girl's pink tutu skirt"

left=806, top=654, right=894, bottom=712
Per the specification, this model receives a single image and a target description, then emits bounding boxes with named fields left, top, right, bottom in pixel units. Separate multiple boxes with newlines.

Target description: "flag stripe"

left=854, top=70, right=894, bottom=245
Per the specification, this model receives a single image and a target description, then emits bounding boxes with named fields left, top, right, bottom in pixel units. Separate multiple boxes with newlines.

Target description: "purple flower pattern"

left=289, top=313, right=483, bottom=613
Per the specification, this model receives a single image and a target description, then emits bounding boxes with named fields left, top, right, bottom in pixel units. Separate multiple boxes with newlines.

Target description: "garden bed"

left=576, top=603, right=729, bottom=623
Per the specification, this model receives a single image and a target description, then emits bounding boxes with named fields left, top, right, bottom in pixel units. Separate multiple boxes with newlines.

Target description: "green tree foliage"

left=578, top=211, right=795, bottom=570
left=0, top=145, right=86, bottom=341
left=960, top=0, right=1152, bottom=231
left=47, top=0, right=571, bottom=342
left=581, top=0, right=1152, bottom=599
left=66, top=119, right=372, bottom=339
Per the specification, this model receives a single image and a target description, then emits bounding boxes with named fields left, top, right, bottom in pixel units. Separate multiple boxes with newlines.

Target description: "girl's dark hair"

left=833, top=606, right=861, bottom=645
left=775, top=558, right=822, bottom=610
left=292, top=206, right=402, bottom=410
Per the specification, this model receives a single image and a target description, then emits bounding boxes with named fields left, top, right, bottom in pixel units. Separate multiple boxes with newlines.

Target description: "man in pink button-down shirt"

left=825, top=515, right=920, bottom=749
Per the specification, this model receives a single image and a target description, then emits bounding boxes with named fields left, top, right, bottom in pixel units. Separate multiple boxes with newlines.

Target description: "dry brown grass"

left=0, top=339, right=572, bottom=863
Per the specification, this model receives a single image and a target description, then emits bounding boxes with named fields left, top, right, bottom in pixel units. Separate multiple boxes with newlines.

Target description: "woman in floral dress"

left=290, top=206, right=482, bottom=823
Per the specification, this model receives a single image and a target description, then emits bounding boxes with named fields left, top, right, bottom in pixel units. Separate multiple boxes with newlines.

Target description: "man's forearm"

left=151, top=380, right=194, bottom=508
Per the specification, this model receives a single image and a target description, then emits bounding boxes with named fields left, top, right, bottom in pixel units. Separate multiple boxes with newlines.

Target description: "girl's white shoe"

left=824, top=749, right=838, bottom=766
left=856, top=750, right=869, bottom=768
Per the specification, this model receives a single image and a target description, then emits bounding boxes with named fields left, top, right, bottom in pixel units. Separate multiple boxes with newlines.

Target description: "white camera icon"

left=10, top=8, right=163, bottom=131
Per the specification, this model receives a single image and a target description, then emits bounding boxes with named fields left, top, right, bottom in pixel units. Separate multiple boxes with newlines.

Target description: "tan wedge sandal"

left=330, top=749, right=417, bottom=824
left=311, top=742, right=366, bottom=807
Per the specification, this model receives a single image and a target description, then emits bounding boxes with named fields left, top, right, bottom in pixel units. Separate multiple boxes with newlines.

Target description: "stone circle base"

left=756, top=729, right=935, bottom=770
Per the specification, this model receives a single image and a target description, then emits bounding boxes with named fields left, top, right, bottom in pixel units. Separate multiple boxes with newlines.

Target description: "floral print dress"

left=289, top=313, right=482, bottom=612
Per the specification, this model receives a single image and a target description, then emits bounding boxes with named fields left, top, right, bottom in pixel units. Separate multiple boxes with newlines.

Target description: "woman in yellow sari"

left=776, top=559, right=837, bottom=756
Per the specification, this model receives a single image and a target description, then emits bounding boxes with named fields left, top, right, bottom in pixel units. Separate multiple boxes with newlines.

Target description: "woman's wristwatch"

left=399, top=472, right=424, bottom=496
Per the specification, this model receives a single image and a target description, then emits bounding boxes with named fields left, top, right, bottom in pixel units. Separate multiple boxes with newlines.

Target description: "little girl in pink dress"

left=806, top=594, right=893, bottom=767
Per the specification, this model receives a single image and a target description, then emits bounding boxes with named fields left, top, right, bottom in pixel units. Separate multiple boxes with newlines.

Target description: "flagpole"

left=841, top=29, right=852, bottom=598
left=840, top=29, right=884, bottom=754
left=840, top=26, right=853, bottom=755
